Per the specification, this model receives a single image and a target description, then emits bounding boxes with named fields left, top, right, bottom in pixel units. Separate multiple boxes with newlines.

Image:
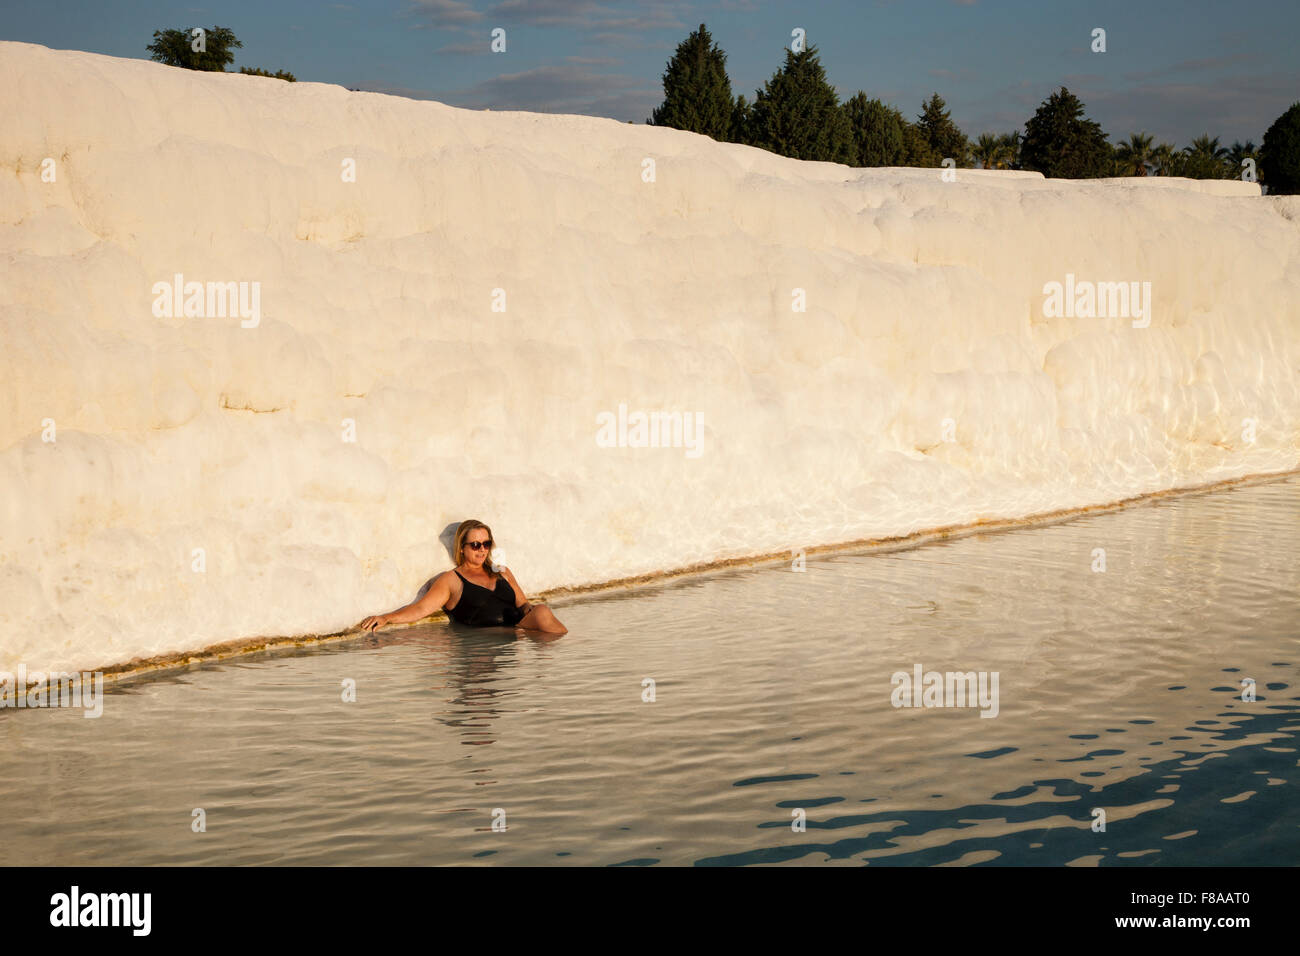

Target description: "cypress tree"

left=648, top=23, right=734, bottom=140
left=729, top=93, right=753, bottom=145
left=843, top=93, right=907, bottom=166
left=1261, top=102, right=1300, bottom=194
left=901, top=120, right=938, bottom=167
left=916, top=93, right=969, bottom=167
left=1019, top=87, right=1112, bottom=179
left=748, top=43, right=853, bottom=164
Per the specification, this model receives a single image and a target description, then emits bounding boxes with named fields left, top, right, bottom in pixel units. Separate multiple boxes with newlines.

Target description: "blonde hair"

left=453, top=519, right=497, bottom=574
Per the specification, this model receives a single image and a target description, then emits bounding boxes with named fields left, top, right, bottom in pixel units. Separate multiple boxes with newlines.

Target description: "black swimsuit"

left=447, top=570, right=528, bottom=627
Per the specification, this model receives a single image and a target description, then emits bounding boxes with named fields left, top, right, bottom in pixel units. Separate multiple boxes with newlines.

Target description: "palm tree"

left=1186, top=134, right=1228, bottom=158
left=1182, top=134, right=1230, bottom=178
left=996, top=131, right=1020, bottom=169
left=1226, top=140, right=1260, bottom=181
left=1114, top=132, right=1155, bottom=176
left=1150, top=142, right=1180, bottom=176
left=972, top=133, right=1002, bottom=169
left=1107, top=145, right=1124, bottom=176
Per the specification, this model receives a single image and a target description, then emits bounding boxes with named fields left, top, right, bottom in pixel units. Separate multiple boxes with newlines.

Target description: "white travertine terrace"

left=1, top=42, right=1297, bottom=672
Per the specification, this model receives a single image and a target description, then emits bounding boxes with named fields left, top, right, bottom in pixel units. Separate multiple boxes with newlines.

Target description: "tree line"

left=647, top=24, right=1300, bottom=193
left=146, top=26, right=296, bottom=81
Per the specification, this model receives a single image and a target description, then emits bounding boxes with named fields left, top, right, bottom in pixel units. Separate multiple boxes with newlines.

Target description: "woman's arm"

left=500, top=567, right=531, bottom=612
left=359, top=573, right=453, bottom=631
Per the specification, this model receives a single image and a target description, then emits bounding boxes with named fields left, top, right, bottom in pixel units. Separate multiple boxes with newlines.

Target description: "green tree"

left=843, top=93, right=907, bottom=166
left=1225, top=140, right=1260, bottom=183
left=648, top=23, right=734, bottom=140
left=747, top=43, right=854, bottom=164
left=1181, top=134, right=1230, bottom=179
left=970, top=132, right=1022, bottom=169
left=1114, top=132, right=1155, bottom=176
left=900, top=120, right=938, bottom=167
left=1150, top=142, right=1181, bottom=176
left=239, top=66, right=296, bottom=81
left=1260, top=103, right=1300, bottom=194
left=146, top=26, right=242, bottom=71
left=972, top=132, right=1002, bottom=169
left=916, top=93, right=969, bottom=167
left=730, top=93, right=753, bottom=145
left=1019, top=87, right=1112, bottom=178
left=997, top=131, right=1021, bottom=169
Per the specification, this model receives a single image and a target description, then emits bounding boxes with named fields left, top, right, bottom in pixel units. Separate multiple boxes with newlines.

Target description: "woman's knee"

left=532, top=604, right=566, bottom=632
left=518, top=603, right=554, bottom=624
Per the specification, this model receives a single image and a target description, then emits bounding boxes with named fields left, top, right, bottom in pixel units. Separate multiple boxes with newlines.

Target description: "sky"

left=3, top=0, right=1298, bottom=146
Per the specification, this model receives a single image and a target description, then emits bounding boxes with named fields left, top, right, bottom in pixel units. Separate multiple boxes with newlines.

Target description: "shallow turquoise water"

left=2, top=476, right=1297, bottom=865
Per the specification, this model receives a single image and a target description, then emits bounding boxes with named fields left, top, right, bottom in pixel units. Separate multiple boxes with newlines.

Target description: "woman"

left=358, top=519, right=567, bottom=635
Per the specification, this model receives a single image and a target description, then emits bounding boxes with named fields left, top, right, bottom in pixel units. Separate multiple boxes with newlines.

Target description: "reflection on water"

left=1, top=476, right=1297, bottom=865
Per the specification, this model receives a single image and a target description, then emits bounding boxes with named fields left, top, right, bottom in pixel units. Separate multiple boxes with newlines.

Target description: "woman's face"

left=463, top=528, right=492, bottom=569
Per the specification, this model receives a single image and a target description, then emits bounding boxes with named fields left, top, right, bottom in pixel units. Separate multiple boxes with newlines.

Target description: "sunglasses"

left=465, top=540, right=493, bottom=551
